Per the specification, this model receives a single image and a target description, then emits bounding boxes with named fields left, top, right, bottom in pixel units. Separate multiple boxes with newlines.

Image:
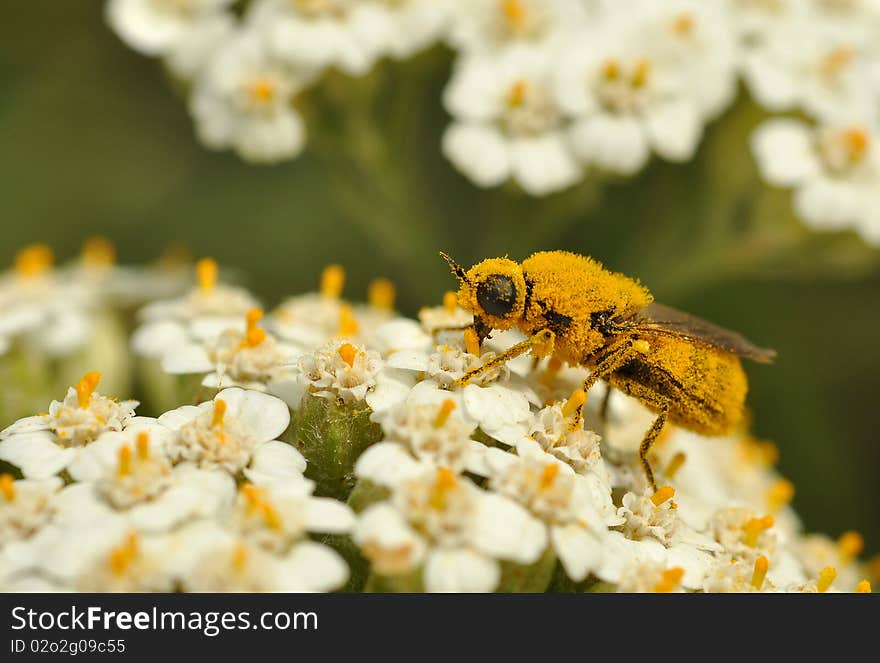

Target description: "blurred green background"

left=2, top=3, right=878, bottom=554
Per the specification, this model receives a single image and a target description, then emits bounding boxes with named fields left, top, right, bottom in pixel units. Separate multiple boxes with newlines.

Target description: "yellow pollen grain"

left=196, top=258, right=218, bottom=293
left=766, top=478, right=794, bottom=511
left=651, top=485, right=675, bottom=507
left=654, top=567, right=684, bottom=593
left=338, top=304, right=359, bottom=338
left=751, top=555, right=769, bottom=591
left=743, top=515, right=774, bottom=548
left=231, top=544, right=248, bottom=573
left=136, top=432, right=150, bottom=461
left=434, top=399, right=456, bottom=428
left=539, top=463, right=559, bottom=491
left=443, top=291, right=458, bottom=314
left=502, top=0, right=526, bottom=30
left=632, top=58, right=651, bottom=88
left=855, top=580, right=871, bottom=593
left=76, top=371, right=101, bottom=409
left=261, top=501, right=283, bottom=531
left=81, top=236, right=115, bottom=267
left=430, top=468, right=458, bottom=510
left=838, top=530, right=864, bottom=562
left=463, top=327, right=481, bottom=356
left=117, top=446, right=133, bottom=477
left=507, top=79, right=527, bottom=108
left=665, top=452, right=686, bottom=480
left=0, top=474, right=15, bottom=502
left=368, top=277, right=396, bottom=311
left=242, top=308, right=267, bottom=348
left=321, top=264, right=345, bottom=299
left=561, top=389, right=587, bottom=419
left=337, top=342, right=358, bottom=368
left=817, top=566, right=837, bottom=593
left=633, top=339, right=650, bottom=354
left=14, top=244, right=54, bottom=277
left=212, top=399, right=227, bottom=428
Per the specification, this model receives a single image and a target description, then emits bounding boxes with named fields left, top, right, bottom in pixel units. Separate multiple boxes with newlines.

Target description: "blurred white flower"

left=190, top=32, right=309, bottom=163
left=443, top=46, right=581, bottom=195
left=752, top=119, right=880, bottom=244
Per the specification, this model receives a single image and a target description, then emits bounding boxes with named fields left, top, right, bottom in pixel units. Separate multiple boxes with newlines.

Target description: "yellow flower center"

left=434, top=399, right=456, bottom=428
left=501, top=0, right=527, bottom=31
left=321, top=264, right=345, bottom=299
left=751, top=555, right=769, bottom=590
left=507, top=79, right=528, bottom=108
left=855, top=579, right=871, bottom=593
left=821, top=45, right=854, bottom=77
left=368, top=277, right=396, bottom=311
left=196, top=257, right=218, bottom=293
left=817, top=566, right=837, bottom=593
left=539, top=463, right=559, bottom=492
left=838, top=530, right=863, bottom=563
left=81, top=236, right=115, bottom=268
left=653, top=567, right=684, bottom=593
left=337, top=342, right=358, bottom=368
left=248, top=77, right=277, bottom=105
left=651, top=485, right=675, bottom=507
left=338, top=304, right=359, bottom=337
left=671, top=12, right=694, bottom=36
left=14, top=244, right=54, bottom=277
left=136, top=431, right=150, bottom=461
left=117, top=445, right=133, bottom=478
left=0, top=474, right=15, bottom=502
left=443, top=291, right=458, bottom=314
left=429, top=468, right=458, bottom=511
left=743, top=515, right=774, bottom=548
left=76, top=371, right=102, bottom=409
left=241, top=308, right=267, bottom=348
left=212, top=399, right=227, bottom=428
left=231, top=544, right=249, bottom=573
left=108, top=532, right=139, bottom=577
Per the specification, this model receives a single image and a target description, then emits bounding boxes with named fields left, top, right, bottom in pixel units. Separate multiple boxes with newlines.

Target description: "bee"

left=440, top=250, right=776, bottom=492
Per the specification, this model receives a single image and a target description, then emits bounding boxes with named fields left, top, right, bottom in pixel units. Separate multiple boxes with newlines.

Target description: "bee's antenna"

left=439, top=251, right=469, bottom=283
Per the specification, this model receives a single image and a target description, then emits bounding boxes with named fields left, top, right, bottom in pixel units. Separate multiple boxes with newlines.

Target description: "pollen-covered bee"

left=440, top=250, right=776, bottom=492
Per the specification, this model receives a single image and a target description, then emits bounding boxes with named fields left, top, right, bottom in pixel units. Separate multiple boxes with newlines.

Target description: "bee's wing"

left=630, top=302, right=777, bottom=363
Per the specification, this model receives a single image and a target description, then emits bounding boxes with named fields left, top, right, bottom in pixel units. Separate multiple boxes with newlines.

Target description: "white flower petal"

left=424, top=548, right=500, bottom=592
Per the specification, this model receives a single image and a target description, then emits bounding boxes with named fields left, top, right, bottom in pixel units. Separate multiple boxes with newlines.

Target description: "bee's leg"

left=573, top=338, right=641, bottom=427
left=430, top=324, right=472, bottom=335
left=455, top=329, right=555, bottom=388
left=599, top=387, right=612, bottom=434
left=639, top=404, right=669, bottom=494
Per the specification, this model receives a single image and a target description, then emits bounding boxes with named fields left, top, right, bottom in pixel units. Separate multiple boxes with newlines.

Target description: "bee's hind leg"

left=639, top=403, right=669, bottom=494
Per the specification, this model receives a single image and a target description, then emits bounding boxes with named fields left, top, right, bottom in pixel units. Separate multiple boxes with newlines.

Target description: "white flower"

left=443, top=46, right=581, bottom=195
left=519, top=400, right=604, bottom=475
left=0, top=373, right=139, bottom=479
left=165, top=9, right=237, bottom=80
left=417, top=292, right=473, bottom=335
left=448, top=0, right=589, bottom=54
left=554, top=19, right=706, bottom=175
left=0, top=476, right=62, bottom=546
left=354, top=467, right=547, bottom=591
left=248, top=0, right=385, bottom=76
left=158, top=388, right=291, bottom=473
left=190, top=32, right=309, bottom=163
left=752, top=119, right=880, bottom=244
left=106, top=0, right=234, bottom=57
left=615, top=560, right=686, bottom=593
left=290, top=339, right=383, bottom=406
left=363, top=0, right=453, bottom=60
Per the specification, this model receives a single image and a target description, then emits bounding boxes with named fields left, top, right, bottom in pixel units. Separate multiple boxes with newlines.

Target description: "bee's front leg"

left=454, top=329, right=555, bottom=388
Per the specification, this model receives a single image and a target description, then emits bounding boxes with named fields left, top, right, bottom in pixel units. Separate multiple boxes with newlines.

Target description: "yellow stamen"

left=507, top=79, right=527, bottom=108
left=81, top=236, right=115, bottom=267
left=248, top=77, right=276, bottom=104
left=822, top=45, right=854, bottom=76
left=14, top=244, right=54, bottom=277
left=651, top=485, right=675, bottom=507
left=321, top=264, right=345, bottom=299
left=338, top=304, right=359, bottom=337
left=231, top=544, right=248, bottom=573
left=856, top=580, right=871, bottom=593
left=261, top=501, right=283, bottom=530
left=117, top=446, right=133, bottom=477
left=743, top=515, right=774, bottom=548
left=817, top=566, right=837, bottom=593
left=157, top=241, right=191, bottom=270
left=76, top=371, right=101, bottom=409
left=0, top=474, right=15, bottom=502
left=540, top=357, right=563, bottom=387
left=443, top=291, right=458, bottom=314
left=108, top=533, right=139, bottom=577
left=136, top=432, right=150, bottom=461
left=665, top=452, right=686, bottom=480
left=751, top=555, right=769, bottom=590
left=766, top=478, right=794, bottom=511
left=671, top=12, right=694, bottom=36
left=212, top=399, right=227, bottom=428
left=242, top=308, right=267, bottom=348
left=368, top=277, right=396, bottom=311
left=602, top=58, right=621, bottom=80
left=838, top=530, right=864, bottom=563
left=240, top=483, right=264, bottom=512
left=196, top=258, right=218, bottom=293
left=632, top=58, right=651, bottom=88
left=653, top=567, right=684, bottom=593
left=434, top=399, right=456, bottom=428
left=539, top=463, right=559, bottom=491
left=502, top=0, right=526, bottom=30
left=463, top=327, right=481, bottom=356
left=429, top=468, right=458, bottom=510
left=561, top=389, right=587, bottom=419
left=842, top=127, right=869, bottom=163
left=337, top=342, right=358, bottom=368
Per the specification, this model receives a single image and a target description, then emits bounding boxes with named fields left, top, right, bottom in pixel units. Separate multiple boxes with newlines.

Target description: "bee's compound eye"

left=476, top=275, right=517, bottom=317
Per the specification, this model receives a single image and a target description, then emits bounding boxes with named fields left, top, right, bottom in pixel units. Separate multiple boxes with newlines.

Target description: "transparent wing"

left=631, top=302, right=777, bottom=364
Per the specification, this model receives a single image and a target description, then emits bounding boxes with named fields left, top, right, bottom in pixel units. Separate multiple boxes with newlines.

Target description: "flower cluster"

left=106, top=1, right=880, bottom=241
left=1, top=263, right=873, bottom=592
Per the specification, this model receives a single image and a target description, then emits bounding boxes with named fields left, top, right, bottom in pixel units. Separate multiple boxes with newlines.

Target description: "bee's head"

left=440, top=252, right=526, bottom=329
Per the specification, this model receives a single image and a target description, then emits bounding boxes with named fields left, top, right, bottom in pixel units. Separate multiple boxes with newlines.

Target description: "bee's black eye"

left=476, top=275, right=518, bottom=317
